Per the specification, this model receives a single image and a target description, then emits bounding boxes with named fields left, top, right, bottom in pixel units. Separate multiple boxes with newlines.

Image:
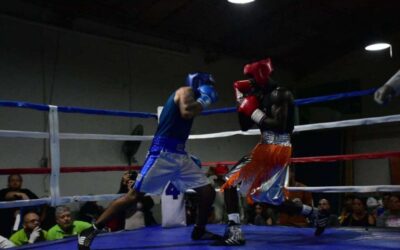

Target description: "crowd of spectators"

left=1, top=169, right=400, bottom=248
left=184, top=165, right=400, bottom=230
left=0, top=171, right=157, bottom=248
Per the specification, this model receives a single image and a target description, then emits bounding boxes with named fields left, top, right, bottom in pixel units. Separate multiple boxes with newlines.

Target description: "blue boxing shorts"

left=134, top=137, right=210, bottom=195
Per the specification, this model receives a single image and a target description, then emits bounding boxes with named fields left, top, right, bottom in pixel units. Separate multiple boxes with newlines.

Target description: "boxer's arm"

left=255, top=103, right=288, bottom=131
left=252, top=89, right=293, bottom=131
left=175, top=87, right=203, bottom=119
left=384, top=69, right=400, bottom=95
left=236, top=95, right=285, bottom=131
left=374, top=70, right=400, bottom=104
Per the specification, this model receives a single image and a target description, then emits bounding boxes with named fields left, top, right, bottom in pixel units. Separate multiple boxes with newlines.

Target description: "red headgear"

left=243, top=58, right=273, bottom=87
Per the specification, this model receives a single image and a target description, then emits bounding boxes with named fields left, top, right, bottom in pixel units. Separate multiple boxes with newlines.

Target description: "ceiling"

left=2, top=0, right=400, bottom=77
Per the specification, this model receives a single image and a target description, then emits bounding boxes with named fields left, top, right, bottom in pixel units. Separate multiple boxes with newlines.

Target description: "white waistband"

left=261, top=131, right=291, bottom=146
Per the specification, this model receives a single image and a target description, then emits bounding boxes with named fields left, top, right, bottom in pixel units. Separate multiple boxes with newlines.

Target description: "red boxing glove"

left=238, top=95, right=259, bottom=117
left=233, top=80, right=253, bottom=104
left=243, top=58, right=273, bottom=87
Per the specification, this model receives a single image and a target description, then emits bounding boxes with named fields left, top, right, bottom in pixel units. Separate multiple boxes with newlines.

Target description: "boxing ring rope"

left=1, top=151, right=399, bottom=175
left=2, top=113, right=400, bottom=141
left=0, top=88, right=399, bottom=209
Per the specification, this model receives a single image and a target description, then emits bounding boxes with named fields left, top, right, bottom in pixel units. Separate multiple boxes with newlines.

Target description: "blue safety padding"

left=14, top=225, right=400, bottom=250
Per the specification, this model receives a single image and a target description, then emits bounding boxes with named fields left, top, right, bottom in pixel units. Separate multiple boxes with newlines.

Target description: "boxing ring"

left=13, top=225, right=400, bottom=250
left=1, top=88, right=400, bottom=249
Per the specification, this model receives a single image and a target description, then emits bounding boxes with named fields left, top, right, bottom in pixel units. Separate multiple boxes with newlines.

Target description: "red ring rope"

left=1, top=151, right=399, bottom=175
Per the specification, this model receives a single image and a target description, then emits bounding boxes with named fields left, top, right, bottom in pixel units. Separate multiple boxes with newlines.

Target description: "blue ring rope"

left=0, top=88, right=376, bottom=118
left=0, top=101, right=157, bottom=119
left=201, top=88, right=377, bottom=115
left=294, top=88, right=376, bottom=106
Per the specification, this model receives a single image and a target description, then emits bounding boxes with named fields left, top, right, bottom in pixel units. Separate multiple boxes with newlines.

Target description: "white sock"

left=228, top=213, right=240, bottom=224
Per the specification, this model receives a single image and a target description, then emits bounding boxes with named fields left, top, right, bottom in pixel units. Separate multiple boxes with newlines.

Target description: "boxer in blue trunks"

left=78, top=73, right=221, bottom=250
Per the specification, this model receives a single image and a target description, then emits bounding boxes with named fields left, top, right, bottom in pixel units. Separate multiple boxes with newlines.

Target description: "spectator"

left=253, top=203, right=275, bottom=226
left=105, top=171, right=133, bottom=231
left=40, top=204, right=56, bottom=231
left=377, top=193, right=391, bottom=217
left=0, top=235, right=14, bottom=248
left=366, top=197, right=379, bottom=219
left=279, top=165, right=313, bottom=227
left=253, top=203, right=267, bottom=225
left=78, top=201, right=104, bottom=224
left=118, top=170, right=136, bottom=194
left=47, top=206, right=91, bottom=240
left=317, top=199, right=339, bottom=227
left=9, top=211, right=47, bottom=246
left=377, top=194, right=400, bottom=227
left=341, top=197, right=375, bottom=227
left=106, top=170, right=156, bottom=231
left=0, top=174, right=39, bottom=238
left=339, top=194, right=354, bottom=224
left=209, top=164, right=229, bottom=223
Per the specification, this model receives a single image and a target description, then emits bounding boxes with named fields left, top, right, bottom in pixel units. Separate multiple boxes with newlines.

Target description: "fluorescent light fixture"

left=227, top=0, right=255, bottom=4
left=365, top=42, right=392, bottom=57
left=365, top=43, right=391, bottom=51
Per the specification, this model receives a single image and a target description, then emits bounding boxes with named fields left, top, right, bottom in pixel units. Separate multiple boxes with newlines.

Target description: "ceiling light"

left=365, top=42, right=392, bottom=57
left=227, top=0, right=255, bottom=4
left=365, top=43, right=391, bottom=51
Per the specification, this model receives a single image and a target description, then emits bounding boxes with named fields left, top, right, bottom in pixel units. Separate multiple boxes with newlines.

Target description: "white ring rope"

left=0, top=113, right=399, bottom=141
left=0, top=194, right=124, bottom=209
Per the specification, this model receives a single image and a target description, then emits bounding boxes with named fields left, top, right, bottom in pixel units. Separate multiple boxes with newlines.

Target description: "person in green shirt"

left=9, top=211, right=47, bottom=246
left=47, top=206, right=91, bottom=241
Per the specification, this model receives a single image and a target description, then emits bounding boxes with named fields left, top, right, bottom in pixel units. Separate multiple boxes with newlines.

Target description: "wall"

left=297, top=36, right=400, bottom=186
left=0, top=15, right=263, bottom=200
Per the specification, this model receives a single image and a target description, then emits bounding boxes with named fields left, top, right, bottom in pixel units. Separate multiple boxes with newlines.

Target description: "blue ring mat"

left=14, top=225, right=400, bottom=250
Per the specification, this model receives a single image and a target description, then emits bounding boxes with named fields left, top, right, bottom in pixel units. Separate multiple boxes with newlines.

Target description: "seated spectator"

left=253, top=203, right=275, bottom=226
left=339, top=194, right=354, bottom=224
left=366, top=196, right=380, bottom=219
left=341, top=197, right=375, bottom=227
left=317, top=199, right=339, bottom=227
left=105, top=171, right=133, bottom=231
left=0, top=235, right=14, bottom=248
left=209, top=164, right=229, bottom=223
left=377, top=194, right=400, bottom=227
left=0, top=174, right=39, bottom=238
left=47, top=206, right=91, bottom=240
left=377, top=193, right=391, bottom=217
left=9, top=211, right=47, bottom=246
left=78, top=201, right=104, bottom=224
left=106, top=170, right=157, bottom=231
left=279, top=165, right=313, bottom=227
left=40, top=204, right=56, bottom=231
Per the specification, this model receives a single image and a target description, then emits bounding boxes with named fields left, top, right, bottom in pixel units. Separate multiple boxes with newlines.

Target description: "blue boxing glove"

left=196, top=85, right=218, bottom=108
